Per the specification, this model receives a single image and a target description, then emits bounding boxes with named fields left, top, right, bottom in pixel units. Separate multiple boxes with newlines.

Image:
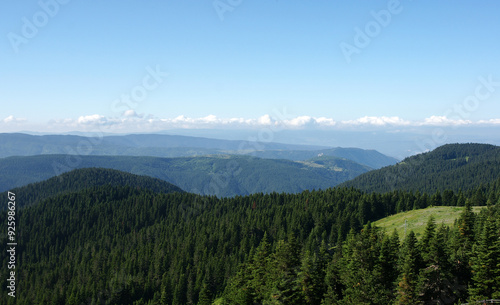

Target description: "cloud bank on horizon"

left=1, top=2, right=500, bottom=135
left=2, top=112, right=500, bottom=133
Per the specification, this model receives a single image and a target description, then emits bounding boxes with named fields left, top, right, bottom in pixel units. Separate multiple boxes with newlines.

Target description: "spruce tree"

left=321, top=251, right=343, bottom=305
left=197, top=282, right=212, bottom=305
left=266, top=235, right=303, bottom=305
left=457, top=200, right=475, bottom=255
left=417, top=224, right=456, bottom=304
left=378, top=230, right=400, bottom=300
left=419, top=216, right=436, bottom=263
left=395, top=231, right=422, bottom=304
left=298, top=250, right=317, bottom=304
left=340, top=224, right=388, bottom=304
left=469, top=217, right=500, bottom=301
left=222, top=266, right=253, bottom=305
left=250, top=233, right=272, bottom=301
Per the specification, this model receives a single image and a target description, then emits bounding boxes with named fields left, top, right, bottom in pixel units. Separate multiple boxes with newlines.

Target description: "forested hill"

left=0, top=174, right=498, bottom=304
left=341, top=143, right=500, bottom=193
left=0, top=154, right=371, bottom=196
left=250, top=147, right=398, bottom=169
left=0, top=168, right=184, bottom=210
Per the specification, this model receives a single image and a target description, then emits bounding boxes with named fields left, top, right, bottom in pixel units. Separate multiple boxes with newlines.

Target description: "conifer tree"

left=250, top=233, right=272, bottom=302
left=431, top=191, right=442, bottom=206
left=222, top=266, right=253, bottom=305
left=298, top=250, right=317, bottom=304
left=419, top=216, right=436, bottom=263
left=340, top=224, right=388, bottom=304
left=321, top=251, right=343, bottom=305
left=457, top=200, right=475, bottom=255
left=395, top=231, right=422, bottom=304
left=378, top=230, right=400, bottom=299
left=266, top=234, right=303, bottom=305
left=469, top=217, right=500, bottom=301
left=197, top=282, right=212, bottom=305
left=417, top=224, right=456, bottom=304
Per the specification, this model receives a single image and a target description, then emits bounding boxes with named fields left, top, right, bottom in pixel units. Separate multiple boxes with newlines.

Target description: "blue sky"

left=1, top=0, right=500, bottom=133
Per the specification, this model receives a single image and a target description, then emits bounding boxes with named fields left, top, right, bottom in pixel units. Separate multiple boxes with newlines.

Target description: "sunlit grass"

left=373, top=206, right=486, bottom=239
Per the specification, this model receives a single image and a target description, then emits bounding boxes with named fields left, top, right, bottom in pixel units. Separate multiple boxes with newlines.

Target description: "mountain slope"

left=0, top=168, right=184, bottom=210
left=250, top=147, right=398, bottom=169
left=0, top=154, right=371, bottom=197
left=0, top=169, right=497, bottom=304
left=341, top=143, right=500, bottom=193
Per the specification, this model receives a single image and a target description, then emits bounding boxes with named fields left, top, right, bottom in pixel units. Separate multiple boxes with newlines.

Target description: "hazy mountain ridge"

left=0, top=133, right=397, bottom=169
left=0, top=154, right=371, bottom=197
left=249, top=147, right=397, bottom=169
left=0, top=133, right=324, bottom=157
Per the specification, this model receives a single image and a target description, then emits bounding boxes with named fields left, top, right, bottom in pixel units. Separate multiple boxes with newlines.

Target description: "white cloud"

left=77, top=114, right=107, bottom=125
left=315, top=117, right=336, bottom=126
left=200, top=115, right=218, bottom=123
left=257, top=114, right=272, bottom=125
left=123, top=110, right=139, bottom=117
left=10, top=113, right=500, bottom=133
left=420, top=115, right=472, bottom=126
left=285, top=116, right=314, bottom=127
left=3, top=115, right=26, bottom=123
left=70, top=114, right=500, bottom=130
left=341, top=116, right=410, bottom=126
left=478, top=118, right=500, bottom=125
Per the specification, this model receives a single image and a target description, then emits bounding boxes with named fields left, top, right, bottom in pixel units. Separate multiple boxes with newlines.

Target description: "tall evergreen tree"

left=298, top=250, right=318, bottom=305
left=340, top=224, right=389, bottom=305
left=378, top=230, right=400, bottom=300
left=266, top=235, right=303, bottom=305
left=457, top=200, right=475, bottom=255
left=321, top=251, right=343, bottom=305
left=250, top=233, right=272, bottom=302
left=222, top=266, right=253, bottom=305
left=395, top=231, right=422, bottom=304
left=419, top=216, right=436, bottom=263
left=469, top=217, right=500, bottom=301
left=417, top=224, right=456, bottom=304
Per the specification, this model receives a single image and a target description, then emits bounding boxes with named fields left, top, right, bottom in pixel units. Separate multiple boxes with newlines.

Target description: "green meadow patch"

left=373, top=206, right=486, bottom=239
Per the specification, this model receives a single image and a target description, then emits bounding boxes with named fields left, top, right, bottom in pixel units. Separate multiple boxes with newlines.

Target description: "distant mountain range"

left=341, top=143, right=500, bottom=193
left=0, top=133, right=398, bottom=169
left=1, top=138, right=498, bottom=304
left=0, top=133, right=399, bottom=197
left=0, top=154, right=372, bottom=197
left=0, top=132, right=324, bottom=156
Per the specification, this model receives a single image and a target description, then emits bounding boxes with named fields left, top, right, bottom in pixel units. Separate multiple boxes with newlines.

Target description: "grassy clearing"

left=373, top=206, right=486, bottom=239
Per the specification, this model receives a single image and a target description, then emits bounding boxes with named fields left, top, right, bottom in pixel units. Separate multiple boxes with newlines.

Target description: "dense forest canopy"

left=0, top=168, right=184, bottom=210
left=0, top=154, right=372, bottom=197
left=0, top=164, right=499, bottom=304
left=342, top=143, right=500, bottom=193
